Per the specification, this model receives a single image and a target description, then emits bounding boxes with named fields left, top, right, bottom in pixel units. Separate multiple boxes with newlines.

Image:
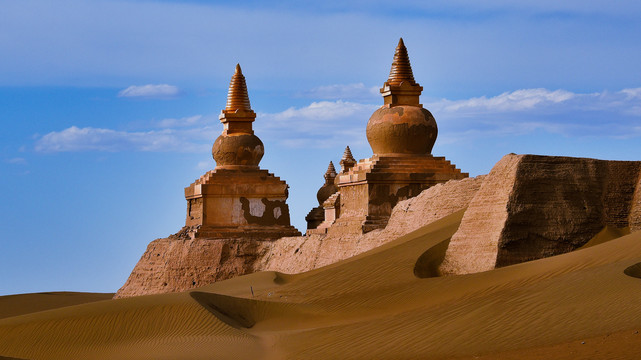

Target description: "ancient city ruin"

left=115, top=39, right=641, bottom=299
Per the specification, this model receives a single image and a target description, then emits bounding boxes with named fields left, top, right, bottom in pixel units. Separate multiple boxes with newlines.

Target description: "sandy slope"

left=0, top=292, right=114, bottom=320
left=2, top=211, right=641, bottom=359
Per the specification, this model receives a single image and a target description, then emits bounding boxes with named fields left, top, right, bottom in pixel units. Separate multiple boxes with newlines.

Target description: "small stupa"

left=183, top=64, right=300, bottom=239
left=305, top=161, right=339, bottom=231
left=340, top=146, right=357, bottom=173
left=329, top=38, right=468, bottom=234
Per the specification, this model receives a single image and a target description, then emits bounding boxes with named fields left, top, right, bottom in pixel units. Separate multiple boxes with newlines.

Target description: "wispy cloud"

left=262, top=100, right=377, bottom=125
left=257, top=100, right=377, bottom=148
left=430, top=88, right=641, bottom=143
left=621, top=88, right=641, bottom=99
left=430, top=88, right=576, bottom=113
left=34, top=126, right=215, bottom=153
left=5, top=157, right=27, bottom=165
left=117, top=84, right=180, bottom=99
left=33, top=87, right=641, bottom=153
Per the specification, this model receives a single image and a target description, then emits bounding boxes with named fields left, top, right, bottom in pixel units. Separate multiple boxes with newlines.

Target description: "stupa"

left=329, top=38, right=468, bottom=234
left=340, top=146, right=357, bottom=173
left=183, top=64, right=300, bottom=239
left=305, top=161, right=339, bottom=231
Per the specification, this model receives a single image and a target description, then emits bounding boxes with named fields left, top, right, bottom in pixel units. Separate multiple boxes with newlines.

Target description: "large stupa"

left=183, top=64, right=300, bottom=239
left=325, top=38, right=468, bottom=234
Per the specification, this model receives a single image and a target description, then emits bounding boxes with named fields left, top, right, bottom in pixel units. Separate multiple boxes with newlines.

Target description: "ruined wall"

left=627, top=172, right=641, bottom=232
left=333, top=155, right=468, bottom=234
left=438, top=155, right=522, bottom=275
left=440, top=154, right=641, bottom=275
left=114, top=234, right=272, bottom=298
left=117, top=175, right=486, bottom=298
left=496, top=156, right=641, bottom=267
left=366, top=182, right=427, bottom=224
left=259, top=175, right=485, bottom=274
left=331, top=183, right=369, bottom=233
left=117, top=154, right=641, bottom=298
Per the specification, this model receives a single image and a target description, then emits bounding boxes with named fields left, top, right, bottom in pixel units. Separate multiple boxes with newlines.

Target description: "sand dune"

left=2, top=211, right=641, bottom=359
left=0, top=292, right=114, bottom=320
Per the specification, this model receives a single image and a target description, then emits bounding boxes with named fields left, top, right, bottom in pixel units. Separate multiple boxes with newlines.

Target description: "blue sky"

left=1, top=0, right=641, bottom=295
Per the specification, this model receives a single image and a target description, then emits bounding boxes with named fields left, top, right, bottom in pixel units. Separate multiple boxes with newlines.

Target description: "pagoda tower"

left=330, top=39, right=468, bottom=234
left=183, top=64, right=300, bottom=239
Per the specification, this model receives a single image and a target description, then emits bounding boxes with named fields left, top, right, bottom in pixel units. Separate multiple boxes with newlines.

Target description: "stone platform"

left=185, top=168, right=300, bottom=239
left=330, top=154, right=467, bottom=234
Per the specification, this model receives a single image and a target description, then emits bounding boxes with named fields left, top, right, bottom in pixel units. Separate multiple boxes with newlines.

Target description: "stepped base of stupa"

left=329, top=154, right=468, bottom=234
left=184, top=168, right=300, bottom=239
left=305, top=206, right=324, bottom=231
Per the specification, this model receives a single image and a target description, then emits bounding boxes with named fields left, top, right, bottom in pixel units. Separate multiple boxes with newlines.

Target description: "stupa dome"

left=212, top=133, right=264, bottom=168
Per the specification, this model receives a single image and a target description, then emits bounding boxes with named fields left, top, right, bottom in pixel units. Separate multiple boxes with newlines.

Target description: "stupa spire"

left=324, top=161, right=337, bottom=183
left=225, top=64, right=252, bottom=112
left=219, top=64, right=256, bottom=135
left=340, top=146, right=356, bottom=173
left=387, top=38, right=416, bottom=86
left=342, top=146, right=354, bottom=160
left=380, top=38, right=423, bottom=107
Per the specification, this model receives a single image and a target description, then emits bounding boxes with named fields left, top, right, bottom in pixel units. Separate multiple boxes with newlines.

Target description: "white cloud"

left=34, top=126, right=214, bottom=153
left=430, top=87, right=641, bottom=141
left=301, top=83, right=380, bottom=100
left=117, top=84, right=180, bottom=99
left=263, top=101, right=378, bottom=123
left=428, top=88, right=577, bottom=113
left=34, top=101, right=376, bottom=153
left=257, top=101, right=377, bottom=148
left=621, top=88, right=641, bottom=98
left=32, top=87, right=641, bottom=152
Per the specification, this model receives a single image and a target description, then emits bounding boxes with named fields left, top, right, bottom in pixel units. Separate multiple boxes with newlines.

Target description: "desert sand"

left=0, top=292, right=114, bottom=320
left=2, top=209, right=641, bottom=359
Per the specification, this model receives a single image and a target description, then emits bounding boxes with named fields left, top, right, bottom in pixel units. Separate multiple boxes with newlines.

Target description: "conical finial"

left=323, top=161, right=337, bottom=183
left=326, top=161, right=337, bottom=176
left=225, top=64, right=252, bottom=111
left=340, top=146, right=357, bottom=173
left=342, top=146, right=354, bottom=161
left=387, top=38, right=416, bottom=86
left=379, top=38, right=423, bottom=106
left=316, top=161, right=339, bottom=205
